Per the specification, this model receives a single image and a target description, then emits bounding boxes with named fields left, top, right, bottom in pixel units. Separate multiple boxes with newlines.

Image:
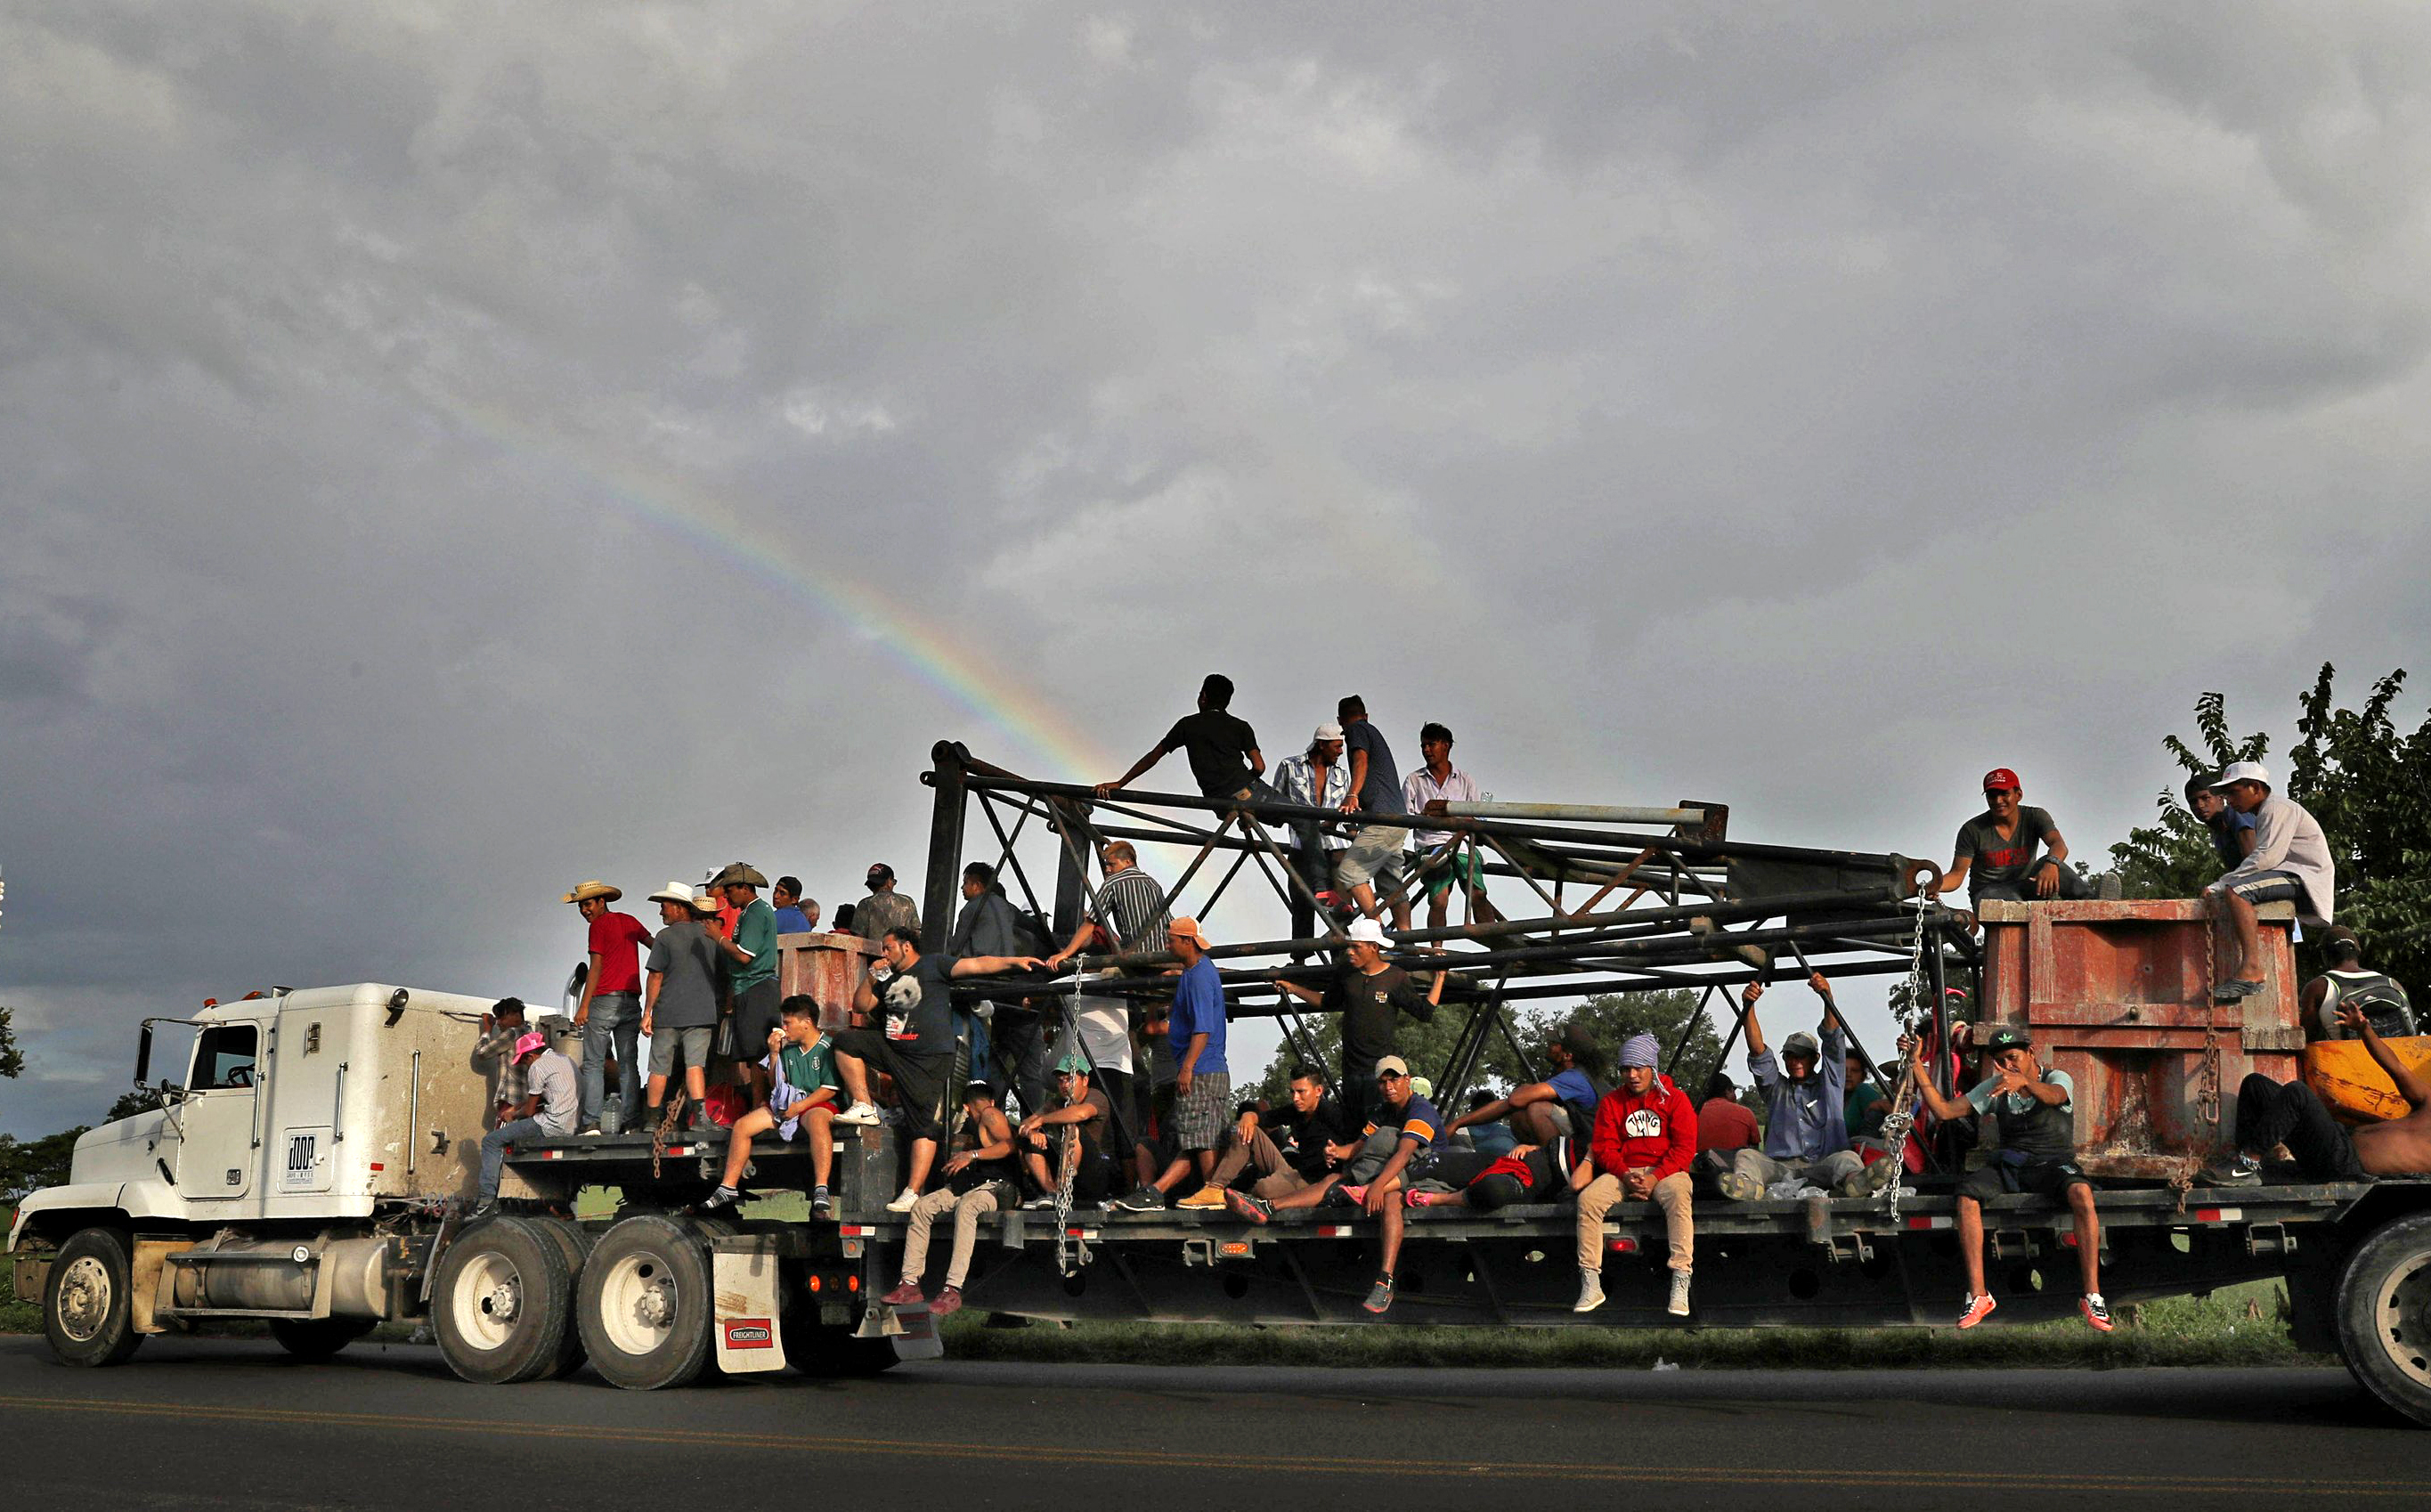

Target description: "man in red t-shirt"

left=1574, top=1033, right=1698, bottom=1317
left=1696, top=1071, right=1760, bottom=1153
left=565, top=880, right=653, bottom=1136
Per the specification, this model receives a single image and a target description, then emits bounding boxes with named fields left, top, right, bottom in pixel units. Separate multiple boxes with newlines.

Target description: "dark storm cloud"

left=4, top=3, right=2427, bottom=1133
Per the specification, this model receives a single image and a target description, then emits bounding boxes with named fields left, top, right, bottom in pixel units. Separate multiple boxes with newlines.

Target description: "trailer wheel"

left=576, top=1214, right=715, bottom=1390
left=269, top=1317, right=377, bottom=1361
left=2335, top=1212, right=2431, bottom=1428
left=432, top=1215, right=573, bottom=1386
left=44, top=1228, right=143, bottom=1368
left=522, top=1215, right=596, bottom=1380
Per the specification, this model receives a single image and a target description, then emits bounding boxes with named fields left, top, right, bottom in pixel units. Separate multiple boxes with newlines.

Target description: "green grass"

left=933, top=1281, right=2317, bottom=1371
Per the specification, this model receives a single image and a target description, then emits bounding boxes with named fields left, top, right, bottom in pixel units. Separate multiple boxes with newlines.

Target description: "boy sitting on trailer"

left=1573, top=1033, right=1697, bottom=1317
left=884, top=1080, right=1021, bottom=1319
left=1904, top=1024, right=2112, bottom=1333
left=1016, top=1055, right=1121, bottom=1208
left=701, top=996, right=842, bottom=1215
left=1224, top=1054, right=1442, bottom=1316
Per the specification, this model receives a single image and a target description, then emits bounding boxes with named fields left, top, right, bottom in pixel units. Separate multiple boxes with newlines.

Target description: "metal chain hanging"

left=1051, top=985, right=1094, bottom=1278
left=1874, top=892, right=1935, bottom=1221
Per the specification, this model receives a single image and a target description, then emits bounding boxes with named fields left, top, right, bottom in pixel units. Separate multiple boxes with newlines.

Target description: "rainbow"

left=435, top=394, right=1113, bottom=781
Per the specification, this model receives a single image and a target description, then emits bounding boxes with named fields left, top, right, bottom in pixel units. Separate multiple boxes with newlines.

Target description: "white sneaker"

left=884, top=1187, right=922, bottom=1213
left=833, top=1101, right=881, bottom=1126
left=1573, top=1268, right=1606, bottom=1313
left=1668, top=1269, right=1692, bottom=1317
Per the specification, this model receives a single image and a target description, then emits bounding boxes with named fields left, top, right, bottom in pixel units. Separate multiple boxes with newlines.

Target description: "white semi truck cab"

left=11, top=982, right=921, bottom=1386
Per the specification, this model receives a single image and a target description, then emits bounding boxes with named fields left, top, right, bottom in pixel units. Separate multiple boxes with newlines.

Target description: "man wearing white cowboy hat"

left=563, top=881, right=653, bottom=1136
left=472, top=1028, right=578, bottom=1218
left=706, top=863, right=784, bottom=1105
left=642, top=880, right=725, bottom=1132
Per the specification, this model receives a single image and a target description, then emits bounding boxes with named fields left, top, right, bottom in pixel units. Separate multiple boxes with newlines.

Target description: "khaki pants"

left=1208, top=1127, right=1318, bottom=1201
left=901, top=1183, right=1007, bottom=1290
left=1575, top=1169, right=1693, bottom=1273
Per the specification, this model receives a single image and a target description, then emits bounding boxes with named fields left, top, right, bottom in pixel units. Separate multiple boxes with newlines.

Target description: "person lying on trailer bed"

left=1904, top=1024, right=2113, bottom=1333
left=1225, top=1054, right=1442, bottom=1315
left=2216, top=1000, right=2431, bottom=1184
left=702, top=996, right=842, bottom=1216
left=885, top=1080, right=1021, bottom=1319
left=1016, top=1055, right=1120, bottom=1209
left=1404, top=1141, right=1566, bottom=1211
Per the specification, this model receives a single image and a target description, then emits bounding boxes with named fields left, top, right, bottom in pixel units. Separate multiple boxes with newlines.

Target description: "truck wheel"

left=577, top=1214, right=715, bottom=1390
left=269, top=1317, right=377, bottom=1361
left=522, top=1215, right=595, bottom=1380
left=2335, top=1212, right=2431, bottom=1427
left=44, top=1228, right=143, bottom=1368
left=432, top=1215, right=572, bottom=1386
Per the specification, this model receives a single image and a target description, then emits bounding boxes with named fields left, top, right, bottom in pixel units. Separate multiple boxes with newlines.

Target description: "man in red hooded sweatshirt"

left=1573, top=1031, right=1697, bottom=1316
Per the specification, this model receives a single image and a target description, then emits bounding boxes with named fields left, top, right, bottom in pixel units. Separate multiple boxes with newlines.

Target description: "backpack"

left=2323, top=972, right=2419, bottom=1041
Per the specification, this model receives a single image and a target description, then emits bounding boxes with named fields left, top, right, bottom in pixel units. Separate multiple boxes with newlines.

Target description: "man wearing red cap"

left=1938, top=768, right=2091, bottom=910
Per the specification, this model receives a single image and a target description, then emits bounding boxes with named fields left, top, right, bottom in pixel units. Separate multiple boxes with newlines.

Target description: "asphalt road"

left=3, top=1334, right=2422, bottom=1508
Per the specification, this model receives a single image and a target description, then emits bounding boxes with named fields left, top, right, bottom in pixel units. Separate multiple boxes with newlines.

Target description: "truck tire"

left=522, top=1215, right=595, bottom=1380
left=43, top=1228, right=143, bottom=1368
left=576, top=1214, right=715, bottom=1391
left=2335, top=1211, right=2431, bottom=1428
left=269, top=1317, right=377, bottom=1362
left=431, top=1215, right=573, bottom=1386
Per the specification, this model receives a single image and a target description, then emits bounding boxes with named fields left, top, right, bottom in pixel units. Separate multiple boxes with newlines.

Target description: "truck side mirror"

left=134, top=1023, right=153, bottom=1087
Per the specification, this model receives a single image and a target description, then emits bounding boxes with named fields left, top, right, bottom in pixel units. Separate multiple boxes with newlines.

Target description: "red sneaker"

left=2079, top=1293, right=2114, bottom=1333
left=1955, top=1293, right=1996, bottom=1329
left=930, top=1286, right=963, bottom=1320
left=880, top=1280, right=923, bottom=1307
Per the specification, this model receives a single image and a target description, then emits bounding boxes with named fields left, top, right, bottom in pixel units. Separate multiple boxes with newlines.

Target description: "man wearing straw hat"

left=563, top=880, right=652, bottom=1136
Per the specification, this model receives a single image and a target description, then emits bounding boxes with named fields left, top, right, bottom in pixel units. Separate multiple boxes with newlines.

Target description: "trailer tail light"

left=1606, top=1237, right=1638, bottom=1254
left=809, top=1274, right=822, bottom=1292
left=848, top=1275, right=859, bottom=1292
left=1219, top=1240, right=1252, bottom=1258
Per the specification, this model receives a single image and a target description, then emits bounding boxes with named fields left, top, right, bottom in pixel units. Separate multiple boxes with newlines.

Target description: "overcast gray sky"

left=5, top=4, right=2428, bottom=1135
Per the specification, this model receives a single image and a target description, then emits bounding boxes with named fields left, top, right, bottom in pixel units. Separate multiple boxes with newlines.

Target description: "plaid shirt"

left=474, top=1025, right=527, bottom=1110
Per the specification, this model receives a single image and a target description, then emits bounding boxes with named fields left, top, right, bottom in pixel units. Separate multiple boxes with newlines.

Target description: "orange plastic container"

left=2302, top=1036, right=2431, bottom=1125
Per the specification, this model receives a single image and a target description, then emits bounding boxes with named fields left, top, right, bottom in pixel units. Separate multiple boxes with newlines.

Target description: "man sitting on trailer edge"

left=2203, top=761, right=2337, bottom=1003
left=471, top=1030, right=578, bottom=1219
left=832, top=926, right=1046, bottom=1214
left=1904, top=1023, right=2112, bottom=1332
left=1938, top=767, right=2092, bottom=909
left=1449, top=1021, right=1606, bottom=1153
left=1018, top=1054, right=1120, bottom=1208
left=1226, top=1054, right=1440, bottom=1315
left=702, top=996, right=842, bottom=1216
left=885, top=1079, right=1020, bottom=1318
left=1573, top=1033, right=1697, bottom=1316
left=2217, top=1000, right=2431, bottom=1184
left=1194, top=1062, right=1360, bottom=1203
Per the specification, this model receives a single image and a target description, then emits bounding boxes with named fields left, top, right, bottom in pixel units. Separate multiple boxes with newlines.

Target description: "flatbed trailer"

left=496, top=1122, right=2431, bottom=1427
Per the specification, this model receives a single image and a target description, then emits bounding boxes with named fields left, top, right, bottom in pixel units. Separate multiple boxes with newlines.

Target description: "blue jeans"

left=580, top=992, right=642, bottom=1133
left=480, top=1117, right=546, bottom=1201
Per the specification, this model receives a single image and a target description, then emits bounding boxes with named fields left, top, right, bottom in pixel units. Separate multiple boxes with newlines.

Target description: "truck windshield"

left=191, top=1024, right=258, bottom=1090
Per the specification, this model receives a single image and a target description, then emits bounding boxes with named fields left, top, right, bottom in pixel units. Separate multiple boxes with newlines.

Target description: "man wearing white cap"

left=1275, top=916, right=1446, bottom=1117
left=2205, top=760, right=2336, bottom=1001
left=563, top=881, right=652, bottom=1136
left=1272, top=722, right=1351, bottom=893
left=472, top=1029, right=578, bottom=1218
